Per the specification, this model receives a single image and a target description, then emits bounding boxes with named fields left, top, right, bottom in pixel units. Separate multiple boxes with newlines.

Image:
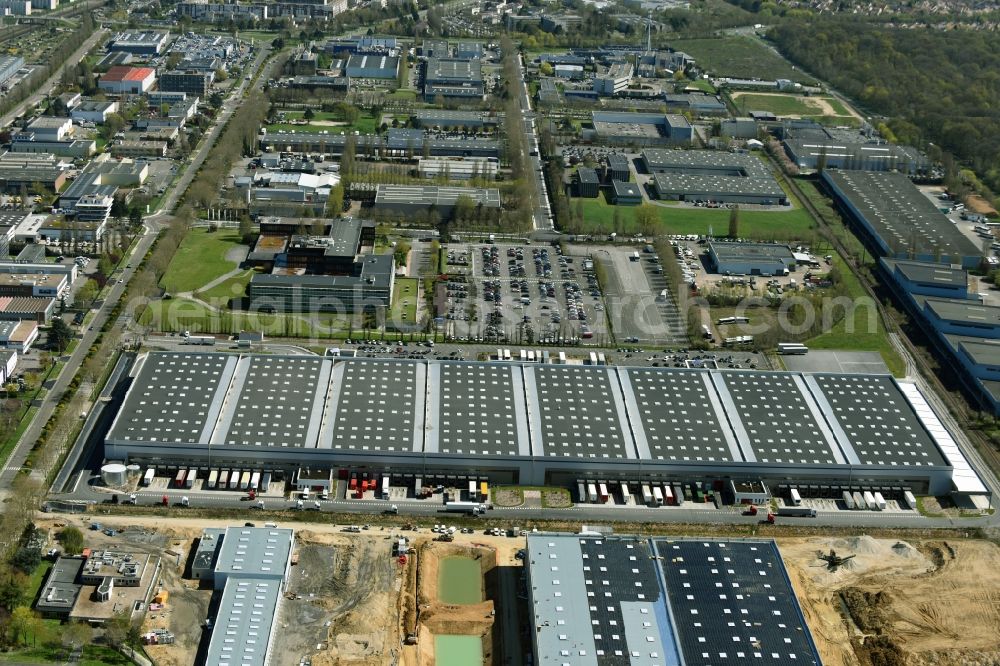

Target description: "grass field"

left=732, top=93, right=857, bottom=122
left=269, top=111, right=380, bottom=134
left=805, top=255, right=905, bottom=376
left=197, top=270, right=254, bottom=303
left=571, top=195, right=816, bottom=240
left=160, top=229, right=244, bottom=294
left=0, top=644, right=133, bottom=665
left=390, top=277, right=418, bottom=328
left=669, top=37, right=817, bottom=85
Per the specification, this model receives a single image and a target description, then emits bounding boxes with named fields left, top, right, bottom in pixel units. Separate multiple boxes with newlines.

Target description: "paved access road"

left=0, top=42, right=273, bottom=498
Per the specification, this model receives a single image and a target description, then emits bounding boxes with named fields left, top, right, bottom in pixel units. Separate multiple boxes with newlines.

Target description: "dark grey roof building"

left=104, top=354, right=981, bottom=497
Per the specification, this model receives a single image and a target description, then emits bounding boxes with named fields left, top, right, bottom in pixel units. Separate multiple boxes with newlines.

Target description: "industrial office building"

left=663, top=92, right=727, bottom=114
left=98, top=66, right=156, bottom=95
left=107, top=31, right=169, bottom=56
left=411, top=110, right=501, bottom=130
left=417, top=157, right=497, bottom=180
left=0, top=55, right=23, bottom=86
left=603, top=153, right=631, bottom=183
left=25, top=116, right=72, bottom=141
left=576, top=167, right=600, bottom=198
left=196, top=526, right=295, bottom=666
left=35, top=551, right=161, bottom=622
left=527, top=534, right=821, bottom=666
left=591, top=112, right=692, bottom=147
left=645, top=149, right=787, bottom=205
left=373, top=184, right=500, bottom=217
left=823, top=170, right=982, bottom=269
left=104, top=354, right=989, bottom=499
left=708, top=240, right=796, bottom=275
left=593, top=62, right=633, bottom=96
left=0, top=319, right=38, bottom=352
left=8, top=134, right=95, bottom=158
left=611, top=179, right=643, bottom=205
left=159, top=70, right=214, bottom=97
left=70, top=100, right=119, bottom=124
left=882, top=258, right=1000, bottom=419
left=345, top=54, right=399, bottom=79
left=0, top=153, right=67, bottom=193
left=423, top=57, right=484, bottom=101
left=260, top=131, right=500, bottom=160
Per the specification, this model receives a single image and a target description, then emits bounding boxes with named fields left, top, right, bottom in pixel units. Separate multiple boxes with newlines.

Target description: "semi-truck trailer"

left=776, top=507, right=817, bottom=517
left=444, top=501, right=487, bottom=515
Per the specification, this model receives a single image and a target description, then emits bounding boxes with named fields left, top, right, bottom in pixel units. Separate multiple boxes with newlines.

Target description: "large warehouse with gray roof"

left=103, top=352, right=987, bottom=496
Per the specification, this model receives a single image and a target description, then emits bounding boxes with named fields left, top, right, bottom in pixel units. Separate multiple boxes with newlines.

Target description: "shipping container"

left=142, top=468, right=155, bottom=486
left=219, top=470, right=230, bottom=488
left=587, top=483, right=598, bottom=503
left=789, top=488, right=802, bottom=506
left=497, top=348, right=503, bottom=361
left=468, top=480, right=476, bottom=501
left=597, top=352, right=606, bottom=366
left=673, top=485, right=684, bottom=506
left=239, top=471, right=250, bottom=490
left=503, top=349, right=511, bottom=361
left=415, top=477, right=423, bottom=497
left=527, top=350, right=536, bottom=362
left=558, top=351, right=566, bottom=364
left=382, top=475, right=391, bottom=499
left=349, top=474, right=357, bottom=490
left=520, top=349, right=527, bottom=362
left=174, top=469, right=186, bottom=488
left=186, top=469, right=197, bottom=488
left=229, top=471, right=240, bottom=489
left=598, top=483, right=609, bottom=503
left=207, top=470, right=218, bottom=489
left=842, top=490, right=855, bottom=510
left=620, top=482, right=630, bottom=503
left=663, top=484, right=674, bottom=505
left=578, top=482, right=587, bottom=503
left=480, top=481, right=488, bottom=502
left=250, top=472, right=261, bottom=491
left=261, top=472, right=271, bottom=491
left=862, top=491, right=876, bottom=510
left=641, top=484, right=653, bottom=505
left=873, top=492, right=886, bottom=511
left=652, top=485, right=663, bottom=506
left=852, top=491, right=865, bottom=510
left=589, top=351, right=598, bottom=365
left=902, top=491, right=916, bottom=510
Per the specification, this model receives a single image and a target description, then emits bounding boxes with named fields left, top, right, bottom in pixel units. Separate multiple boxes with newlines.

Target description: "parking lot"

left=438, top=242, right=609, bottom=344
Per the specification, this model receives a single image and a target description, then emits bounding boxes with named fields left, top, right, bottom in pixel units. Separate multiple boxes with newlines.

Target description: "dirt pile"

left=781, top=537, right=1000, bottom=666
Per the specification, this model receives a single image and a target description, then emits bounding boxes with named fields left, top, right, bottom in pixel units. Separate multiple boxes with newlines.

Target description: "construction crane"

left=817, top=549, right=856, bottom=570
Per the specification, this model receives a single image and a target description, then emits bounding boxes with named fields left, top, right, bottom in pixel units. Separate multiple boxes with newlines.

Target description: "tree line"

left=770, top=19, right=1000, bottom=203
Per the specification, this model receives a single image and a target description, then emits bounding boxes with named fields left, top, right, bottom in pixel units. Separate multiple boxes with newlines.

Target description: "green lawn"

left=141, top=298, right=352, bottom=338
left=670, top=37, right=817, bottom=84
left=571, top=195, right=815, bottom=240
left=160, top=228, right=245, bottom=294
left=390, top=277, right=418, bottom=328
left=197, top=269, right=254, bottom=303
left=266, top=113, right=379, bottom=135
left=27, top=559, right=53, bottom=603
left=685, top=79, right=717, bottom=94
left=734, top=93, right=822, bottom=116
left=0, top=643, right=132, bottom=665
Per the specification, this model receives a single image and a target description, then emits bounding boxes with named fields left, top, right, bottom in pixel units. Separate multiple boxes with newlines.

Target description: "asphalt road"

left=0, top=39, right=273, bottom=499
left=0, top=28, right=108, bottom=129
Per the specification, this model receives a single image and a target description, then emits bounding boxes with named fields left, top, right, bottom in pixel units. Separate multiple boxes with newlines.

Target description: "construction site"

left=26, top=514, right=1000, bottom=666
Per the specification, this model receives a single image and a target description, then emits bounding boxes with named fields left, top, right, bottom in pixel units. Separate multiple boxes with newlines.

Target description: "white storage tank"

left=101, top=463, right=128, bottom=486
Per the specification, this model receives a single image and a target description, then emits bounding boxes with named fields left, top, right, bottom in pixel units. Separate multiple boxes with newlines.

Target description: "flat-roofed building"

left=103, top=353, right=986, bottom=498
left=880, top=259, right=972, bottom=300
left=373, top=184, right=500, bottom=217
left=603, top=153, right=630, bottom=183
left=611, top=179, right=643, bottom=205
left=708, top=240, right=796, bottom=275
left=645, top=149, right=787, bottom=205
left=417, top=157, right=497, bottom=180
left=70, top=100, right=119, bottom=124
left=248, top=255, right=394, bottom=313
left=0, top=152, right=67, bottom=193
left=823, top=170, right=981, bottom=269
left=159, top=70, right=214, bottom=97
left=423, top=57, right=484, bottom=101
left=575, top=167, right=599, bottom=198
left=591, top=111, right=692, bottom=146
left=0, top=271, right=66, bottom=298
left=345, top=53, right=399, bottom=79
left=107, top=31, right=169, bottom=56
left=594, top=62, right=633, bottom=96
left=26, top=117, right=72, bottom=141
left=8, top=134, right=96, bottom=158
left=0, top=319, right=38, bottom=352
left=98, top=66, right=156, bottom=95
